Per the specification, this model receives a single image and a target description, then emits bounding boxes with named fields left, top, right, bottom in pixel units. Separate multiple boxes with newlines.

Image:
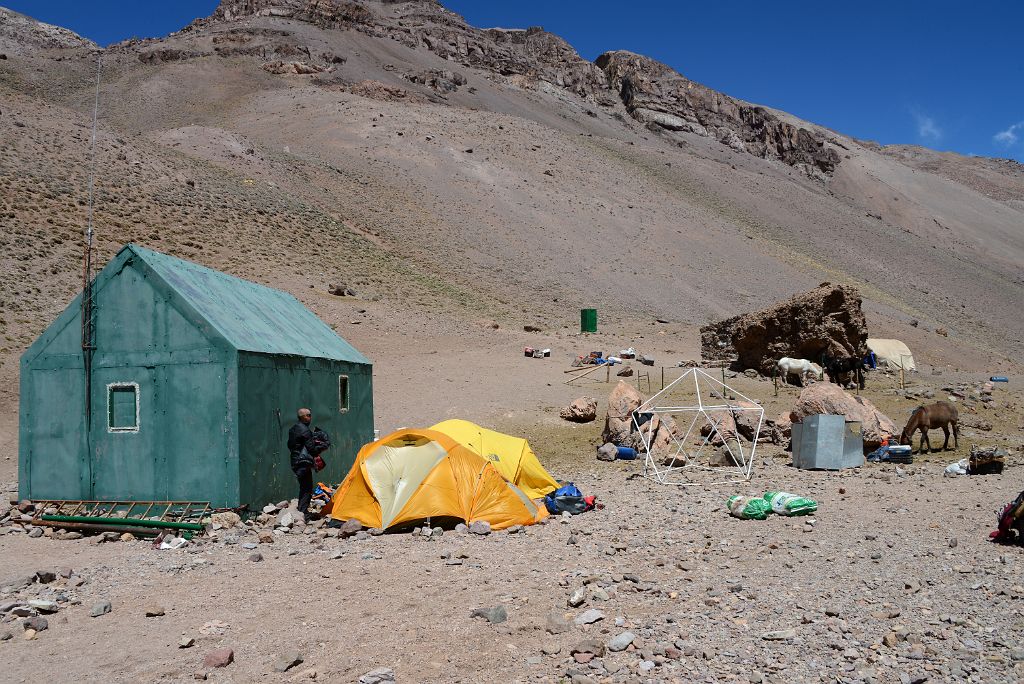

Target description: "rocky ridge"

left=194, top=0, right=841, bottom=178
left=0, top=7, right=98, bottom=52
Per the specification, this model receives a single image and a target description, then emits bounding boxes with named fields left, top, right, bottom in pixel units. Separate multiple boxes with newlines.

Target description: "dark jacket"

left=288, top=422, right=315, bottom=470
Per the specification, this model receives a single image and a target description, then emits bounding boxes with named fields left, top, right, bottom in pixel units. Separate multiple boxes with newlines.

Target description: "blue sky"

left=7, top=0, right=1023, bottom=161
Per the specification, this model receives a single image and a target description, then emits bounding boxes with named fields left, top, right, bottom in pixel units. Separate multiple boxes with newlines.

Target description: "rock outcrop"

left=700, top=283, right=869, bottom=373
left=782, top=382, right=897, bottom=450
left=595, top=51, right=840, bottom=178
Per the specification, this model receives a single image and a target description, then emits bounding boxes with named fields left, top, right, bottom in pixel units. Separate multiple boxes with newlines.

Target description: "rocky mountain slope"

left=0, top=0, right=1022, bottom=384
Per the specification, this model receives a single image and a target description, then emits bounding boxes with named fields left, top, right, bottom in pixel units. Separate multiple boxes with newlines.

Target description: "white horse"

left=777, top=357, right=824, bottom=386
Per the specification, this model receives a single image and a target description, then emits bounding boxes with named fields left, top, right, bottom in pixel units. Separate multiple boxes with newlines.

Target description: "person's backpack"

left=544, top=483, right=596, bottom=516
left=309, top=427, right=331, bottom=454
left=990, top=489, right=1024, bottom=544
left=309, top=428, right=331, bottom=471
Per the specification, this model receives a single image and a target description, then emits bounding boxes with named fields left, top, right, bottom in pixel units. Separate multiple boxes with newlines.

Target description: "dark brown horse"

left=899, top=401, right=959, bottom=454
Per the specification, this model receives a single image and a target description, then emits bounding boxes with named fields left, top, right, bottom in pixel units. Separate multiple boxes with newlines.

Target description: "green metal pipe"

left=41, top=514, right=205, bottom=532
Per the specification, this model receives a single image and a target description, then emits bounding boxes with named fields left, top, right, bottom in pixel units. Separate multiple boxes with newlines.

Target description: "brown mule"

left=899, top=401, right=959, bottom=454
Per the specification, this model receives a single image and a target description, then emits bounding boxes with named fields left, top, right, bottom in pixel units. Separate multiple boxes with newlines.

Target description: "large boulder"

left=560, top=396, right=597, bottom=423
left=700, top=283, right=869, bottom=374
left=601, top=381, right=678, bottom=455
left=602, top=381, right=644, bottom=446
left=786, top=382, right=897, bottom=449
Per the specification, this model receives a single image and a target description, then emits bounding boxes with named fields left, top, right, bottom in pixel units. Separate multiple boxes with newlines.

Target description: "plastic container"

left=990, top=376, right=1009, bottom=383
left=615, top=447, right=637, bottom=460
left=580, top=308, right=597, bottom=333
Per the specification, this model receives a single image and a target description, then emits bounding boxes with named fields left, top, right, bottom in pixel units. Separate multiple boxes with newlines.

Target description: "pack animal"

left=899, top=401, right=959, bottom=454
left=821, top=354, right=865, bottom=390
left=776, top=357, right=823, bottom=386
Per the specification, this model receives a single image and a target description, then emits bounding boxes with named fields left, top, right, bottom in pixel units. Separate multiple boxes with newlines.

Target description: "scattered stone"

left=597, top=443, right=618, bottom=462
left=145, top=605, right=166, bottom=617
left=541, top=642, right=562, bottom=656
left=23, top=616, right=48, bottom=632
left=338, top=519, right=363, bottom=538
left=27, top=527, right=43, bottom=538
left=248, top=553, right=264, bottom=563
left=120, top=533, right=136, bottom=543
left=607, top=631, right=635, bottom=652
left=203, top=647, right=235, bottom=668
left=358, top=667, right=395, bottom=684
left=258, top=531, right=274, bottom=544
left=90, top=600, right=112, bottom=617
left=34, top=570, right=57, bottom=584
left=470, top=606, right=508, bottom=624
left=0, top=630, right=12, bottom=641
left=454, top=523, right=468, bottom=534
left=546, top=612, right=571, bottom=634
left=762, top=628, right=797, bottom=641
left=469, top=521, right=491, bottom=536
left=179, top=637, right=195, bottom=649
left=570, top=640, right=606, bottom=661
left=28, top=599, right=58, bottom=613
left=274, top=651, right=304, bottom=673
left=574, top=609, right=605, bottom=625
left=568, top=587, right=586, bottom=607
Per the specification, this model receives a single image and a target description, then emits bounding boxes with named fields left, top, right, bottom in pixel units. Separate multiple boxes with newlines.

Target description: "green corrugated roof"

left=125, top=244, right=370, bottom=364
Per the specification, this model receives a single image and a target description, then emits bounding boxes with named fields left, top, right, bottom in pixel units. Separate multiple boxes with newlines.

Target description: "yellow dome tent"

left=430, top=419, right=559, bottom=500
left=327, top=428, right=547, bottom=531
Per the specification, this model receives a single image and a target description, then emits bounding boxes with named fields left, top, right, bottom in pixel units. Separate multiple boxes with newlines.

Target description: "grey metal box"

left=792, top=414, right=864, bottom=470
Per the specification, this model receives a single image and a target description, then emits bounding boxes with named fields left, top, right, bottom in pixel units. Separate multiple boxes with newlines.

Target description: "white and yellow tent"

left=430, top=419, right=559, bottom=500
left=867, top=338, right=916, bottom=371
left=326, top=428, right=547, bottom=531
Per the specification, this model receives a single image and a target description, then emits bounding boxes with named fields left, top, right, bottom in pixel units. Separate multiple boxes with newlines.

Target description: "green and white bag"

left=763, top=491, right=817, bottom=516
left=727, top=495, right=772, bottom=520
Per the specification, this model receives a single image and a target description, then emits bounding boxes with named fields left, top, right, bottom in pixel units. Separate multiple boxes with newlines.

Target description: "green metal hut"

left=19, top=244, right=373, bottom=510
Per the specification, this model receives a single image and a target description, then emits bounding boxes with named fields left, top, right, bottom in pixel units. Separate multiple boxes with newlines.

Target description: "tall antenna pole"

left=81, top=53, right=101, bottom=432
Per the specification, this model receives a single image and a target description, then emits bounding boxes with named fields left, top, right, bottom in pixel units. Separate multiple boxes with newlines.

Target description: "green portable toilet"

left=19, top=244, right=373, bottom=510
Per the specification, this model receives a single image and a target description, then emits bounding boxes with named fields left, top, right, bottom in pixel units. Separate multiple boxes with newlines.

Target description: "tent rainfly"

left=867, top=338, right=916, bottom=371
left=430, top=419, right=559, bottom=500
left=19, top=244, right=373, bottom=510
left=327, top=428, right=548, bottom=530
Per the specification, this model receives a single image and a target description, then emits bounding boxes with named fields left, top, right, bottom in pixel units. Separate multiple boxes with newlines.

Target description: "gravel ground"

left=2, top=450, right=1022, bottom=683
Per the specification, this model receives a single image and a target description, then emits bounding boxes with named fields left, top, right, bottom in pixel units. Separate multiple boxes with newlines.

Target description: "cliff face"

left=201, top=0, right=839, bottom=177
left=596, top=51, right=840, bottom=178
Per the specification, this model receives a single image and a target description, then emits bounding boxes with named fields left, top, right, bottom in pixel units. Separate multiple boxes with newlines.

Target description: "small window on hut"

left=107, top=383, right=139, bottom=433
left=338, top=375, right=350, bottom=413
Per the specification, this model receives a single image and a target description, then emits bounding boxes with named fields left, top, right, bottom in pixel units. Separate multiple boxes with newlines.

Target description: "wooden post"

left=900, top=367, right=905, bottom=390
left=606, top=365, right=610, bottom=383
left=773, top=367, right=778, bottom=397
left=661, top=366, right=665, bottom=390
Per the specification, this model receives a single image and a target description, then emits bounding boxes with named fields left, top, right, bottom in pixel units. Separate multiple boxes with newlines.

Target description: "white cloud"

left=913, top=111, right=942, bottom=141
left=994, top=121, right=1024, bottom=147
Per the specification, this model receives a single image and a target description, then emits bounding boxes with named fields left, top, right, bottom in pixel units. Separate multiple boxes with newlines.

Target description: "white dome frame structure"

left=632, top=367, right=764, bottom=486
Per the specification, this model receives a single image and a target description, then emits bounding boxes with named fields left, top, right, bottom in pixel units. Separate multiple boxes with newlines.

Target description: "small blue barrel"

left=990, top=376, right=1009, bottom=382
left=615, top=447, right=638, bottom=460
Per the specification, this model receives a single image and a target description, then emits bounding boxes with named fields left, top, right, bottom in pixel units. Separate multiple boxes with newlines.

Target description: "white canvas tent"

left=867, top=338, right=916, bottom=371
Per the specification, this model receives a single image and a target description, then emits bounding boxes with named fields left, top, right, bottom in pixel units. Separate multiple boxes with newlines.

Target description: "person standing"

left=288, top=407, right=316, bottom=521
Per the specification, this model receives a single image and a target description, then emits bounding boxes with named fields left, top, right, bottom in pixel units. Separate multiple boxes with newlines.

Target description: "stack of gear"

left=969, top=446, right=1006, bottom=475
left=326, top=428, right=548, bottom=531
